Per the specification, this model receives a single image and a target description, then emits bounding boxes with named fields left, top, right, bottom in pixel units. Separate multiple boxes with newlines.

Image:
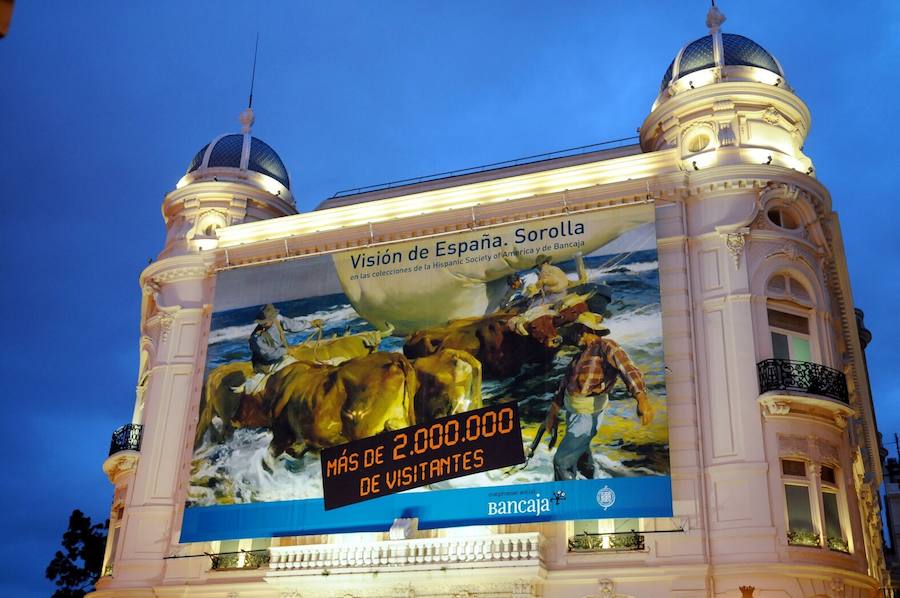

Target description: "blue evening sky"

left=1, top=2, right=897, bottom=595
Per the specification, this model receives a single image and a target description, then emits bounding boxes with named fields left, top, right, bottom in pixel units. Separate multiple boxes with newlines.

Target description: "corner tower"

left=159, top=108, right=297, bottom=258
left=640, top=4, right=813, bottom=176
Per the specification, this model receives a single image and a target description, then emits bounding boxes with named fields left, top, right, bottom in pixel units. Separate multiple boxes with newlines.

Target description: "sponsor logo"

left=597, top=485, right=616, bottom=510
left=487, top=490, right=566, bottom=517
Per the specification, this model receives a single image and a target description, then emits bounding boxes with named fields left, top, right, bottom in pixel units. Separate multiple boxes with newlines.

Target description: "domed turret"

left=658, top=32, right=786, bottom=100
left=640, top=4, right=812, bottom=175
left=653, top=4, right=789, bottom=110
left=159, top=108, right=297, bottom=258
left=178, top=108, right=292, bottom=193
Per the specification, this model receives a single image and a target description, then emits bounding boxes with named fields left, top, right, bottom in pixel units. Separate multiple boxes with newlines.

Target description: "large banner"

left=181, top=203, right=671, bottom=542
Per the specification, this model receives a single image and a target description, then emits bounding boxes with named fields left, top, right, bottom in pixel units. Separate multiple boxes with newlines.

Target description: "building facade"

left=91, top=7, right=889, bottom=598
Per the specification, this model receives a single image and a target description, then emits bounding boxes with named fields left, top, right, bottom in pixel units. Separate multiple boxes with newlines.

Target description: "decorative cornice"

left=102, top=451, right=139, bottom=484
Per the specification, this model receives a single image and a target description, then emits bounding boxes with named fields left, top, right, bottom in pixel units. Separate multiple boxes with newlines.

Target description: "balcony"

left=108, top=424, right=143, bottom=456
left=756, top=360, right=853, bottom=427
left=567, top=531, right=645, bottom=553
left=268, top=532, right=542, bottom=572
left=757, top=359, right=849, bottom=403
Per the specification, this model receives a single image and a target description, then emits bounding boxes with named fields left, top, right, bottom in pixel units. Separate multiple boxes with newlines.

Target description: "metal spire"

left=240, top=34, right=259, bottom=134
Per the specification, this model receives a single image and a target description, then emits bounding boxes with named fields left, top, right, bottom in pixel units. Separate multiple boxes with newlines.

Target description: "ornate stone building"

left=91, top=6, right=889, bottom=598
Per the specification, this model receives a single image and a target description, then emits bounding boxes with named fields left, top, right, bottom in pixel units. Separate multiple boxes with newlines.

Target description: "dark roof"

left=660, top=33, right=783, bottom=92
left=186, top=134, right=290, bottom=189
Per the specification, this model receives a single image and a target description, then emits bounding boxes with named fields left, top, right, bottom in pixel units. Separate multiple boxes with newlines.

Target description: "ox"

left=267, top=352, right=417, bottom=457
left=194, top=329, right=394, bottom=447
left=287, top=326, right=392, bottom=365
left=412, top=348, right=483, bottom=423
left=404, top=313, right=555, bottom=379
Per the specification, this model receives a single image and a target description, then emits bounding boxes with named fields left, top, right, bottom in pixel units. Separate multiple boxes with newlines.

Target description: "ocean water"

left=189, top=249, right=668, bottom=507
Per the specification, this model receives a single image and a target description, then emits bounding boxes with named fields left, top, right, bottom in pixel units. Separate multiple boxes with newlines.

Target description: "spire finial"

left=240, top=34, right=260, bottom=134
left=706, top=1, right=726, bottom=35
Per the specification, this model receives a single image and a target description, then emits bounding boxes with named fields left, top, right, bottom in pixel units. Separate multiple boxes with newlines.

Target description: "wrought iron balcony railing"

left=567, top=531, right=645, bottom=553
left=757, top=359, right=849, bottom=404
left=108, top=424, right=143, bottom=456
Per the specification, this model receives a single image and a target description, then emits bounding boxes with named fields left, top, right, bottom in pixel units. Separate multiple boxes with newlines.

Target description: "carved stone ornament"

left=102, top=452, right=139, bottom=483
left=815, top=439, right=840, bottom=464
left=763, top=106, right=780, bottom=124
left=724, top=231, right=747, bottom=268
left=280, top=593, right=302, bottom=598
left=778, top=434, right=809, bottom=458
left=598, top=578, right=616, bottom=598
left=146, top=263, right=214, bottom=286
left=833, top=413, right=848, bottom=429
left=829, top=577, right=846, bottom=598
left=766, top=400, right=791, bottom=416
left=717, top=124, right=736, bottom=146
left=512, top=580, right=539, bottom=598
left=739, top=587, right=755, bottom=598
left=157, top=307, right=179, bottom=343
left=142, top=279, right=161, bottom=298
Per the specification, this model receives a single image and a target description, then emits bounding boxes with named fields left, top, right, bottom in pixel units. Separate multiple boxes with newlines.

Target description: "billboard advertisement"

left=181, top=202, right=671, bottom=542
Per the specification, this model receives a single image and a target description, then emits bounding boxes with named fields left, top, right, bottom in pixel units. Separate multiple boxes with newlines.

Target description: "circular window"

left=767, top=207, right=800, bottom=230
left=687, top=133, right=711, bottom=153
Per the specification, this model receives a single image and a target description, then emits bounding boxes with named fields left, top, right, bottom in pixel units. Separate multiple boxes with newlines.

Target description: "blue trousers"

left=553, top=409, right=606, bottom=481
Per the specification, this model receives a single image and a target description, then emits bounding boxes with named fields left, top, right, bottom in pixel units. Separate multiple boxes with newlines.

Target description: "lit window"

left=687, top=133, right=711, bottom=153
left=820, top=465, right=848, bottom=552
left=781, top=458, right=818, bottom=547
left=768, top=308, right=811, bottom=362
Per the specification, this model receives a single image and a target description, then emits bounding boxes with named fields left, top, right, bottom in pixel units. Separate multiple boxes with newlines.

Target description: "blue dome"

left=660, top=33, right=783, bottom=92
left=186, top=133, right=290, bottom=189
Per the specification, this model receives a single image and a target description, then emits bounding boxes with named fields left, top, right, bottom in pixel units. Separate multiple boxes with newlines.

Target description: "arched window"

left=766, top=272, right=814, bottom=362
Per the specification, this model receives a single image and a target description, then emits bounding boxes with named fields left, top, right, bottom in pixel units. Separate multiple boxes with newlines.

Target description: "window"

left=569, top=519, right=644, bottom=552
left=768, top=308, right=811, bottom=362
left=211, top=538, right=271, bottom=570
left=767, top=206, right=801, bottom=230
left=820, top=465, right=848, bottom=552
left=767, top=273, right=812, bottom=304
left=687, top=133, right=711, bottom=153
left=781, top=459, right=818, bottom=546
left=780, top=458, right=850, bottom=552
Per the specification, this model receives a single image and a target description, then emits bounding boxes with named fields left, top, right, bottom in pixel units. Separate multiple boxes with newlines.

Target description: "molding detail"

left=722, top=228, right=749, bottom=268
left=157, top=306, right=180, bottom=343
left=101, top=451, right=139, bottom=483
left=765, top=400, right=791, bottom=416
left=148, top=264, right=214, bottom=285
left=829, top=578, right=845, bottom=598
left=598, top=578, right=615, bottom=598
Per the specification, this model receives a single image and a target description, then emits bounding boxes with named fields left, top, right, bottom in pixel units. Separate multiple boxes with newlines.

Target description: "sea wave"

left=209, top=305, right=363, bottom=345
left=587, top=260, right=658, bottom=278
left=190, top=426, right=322, bottom=506
left=605, top=305, right=662, bottom=349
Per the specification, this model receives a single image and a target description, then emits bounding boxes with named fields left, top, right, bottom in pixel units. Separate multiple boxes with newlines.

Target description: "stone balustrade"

left=268, top=532, right=542, bottom=571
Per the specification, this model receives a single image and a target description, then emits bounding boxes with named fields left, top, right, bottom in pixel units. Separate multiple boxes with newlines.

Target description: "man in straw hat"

left=526, top=254, right=572, bottom=302
left=543, top=311, right=654, bottom=480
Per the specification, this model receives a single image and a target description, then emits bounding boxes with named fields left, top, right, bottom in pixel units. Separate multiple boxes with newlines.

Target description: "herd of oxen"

left=194, top=286, right=609, bottom=461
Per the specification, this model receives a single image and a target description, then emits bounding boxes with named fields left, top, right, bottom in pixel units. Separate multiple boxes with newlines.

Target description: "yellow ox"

left=412, top=348, right=483, bottom=423
left=267, top=352, right=417, bottom=457
left=194, top=329, right=393, bottom=447
left=287, top=326, right=392, bottom=365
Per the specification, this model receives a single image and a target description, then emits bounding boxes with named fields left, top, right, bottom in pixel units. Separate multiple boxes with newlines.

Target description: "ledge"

left=758, top=391, right=854, bottom=429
